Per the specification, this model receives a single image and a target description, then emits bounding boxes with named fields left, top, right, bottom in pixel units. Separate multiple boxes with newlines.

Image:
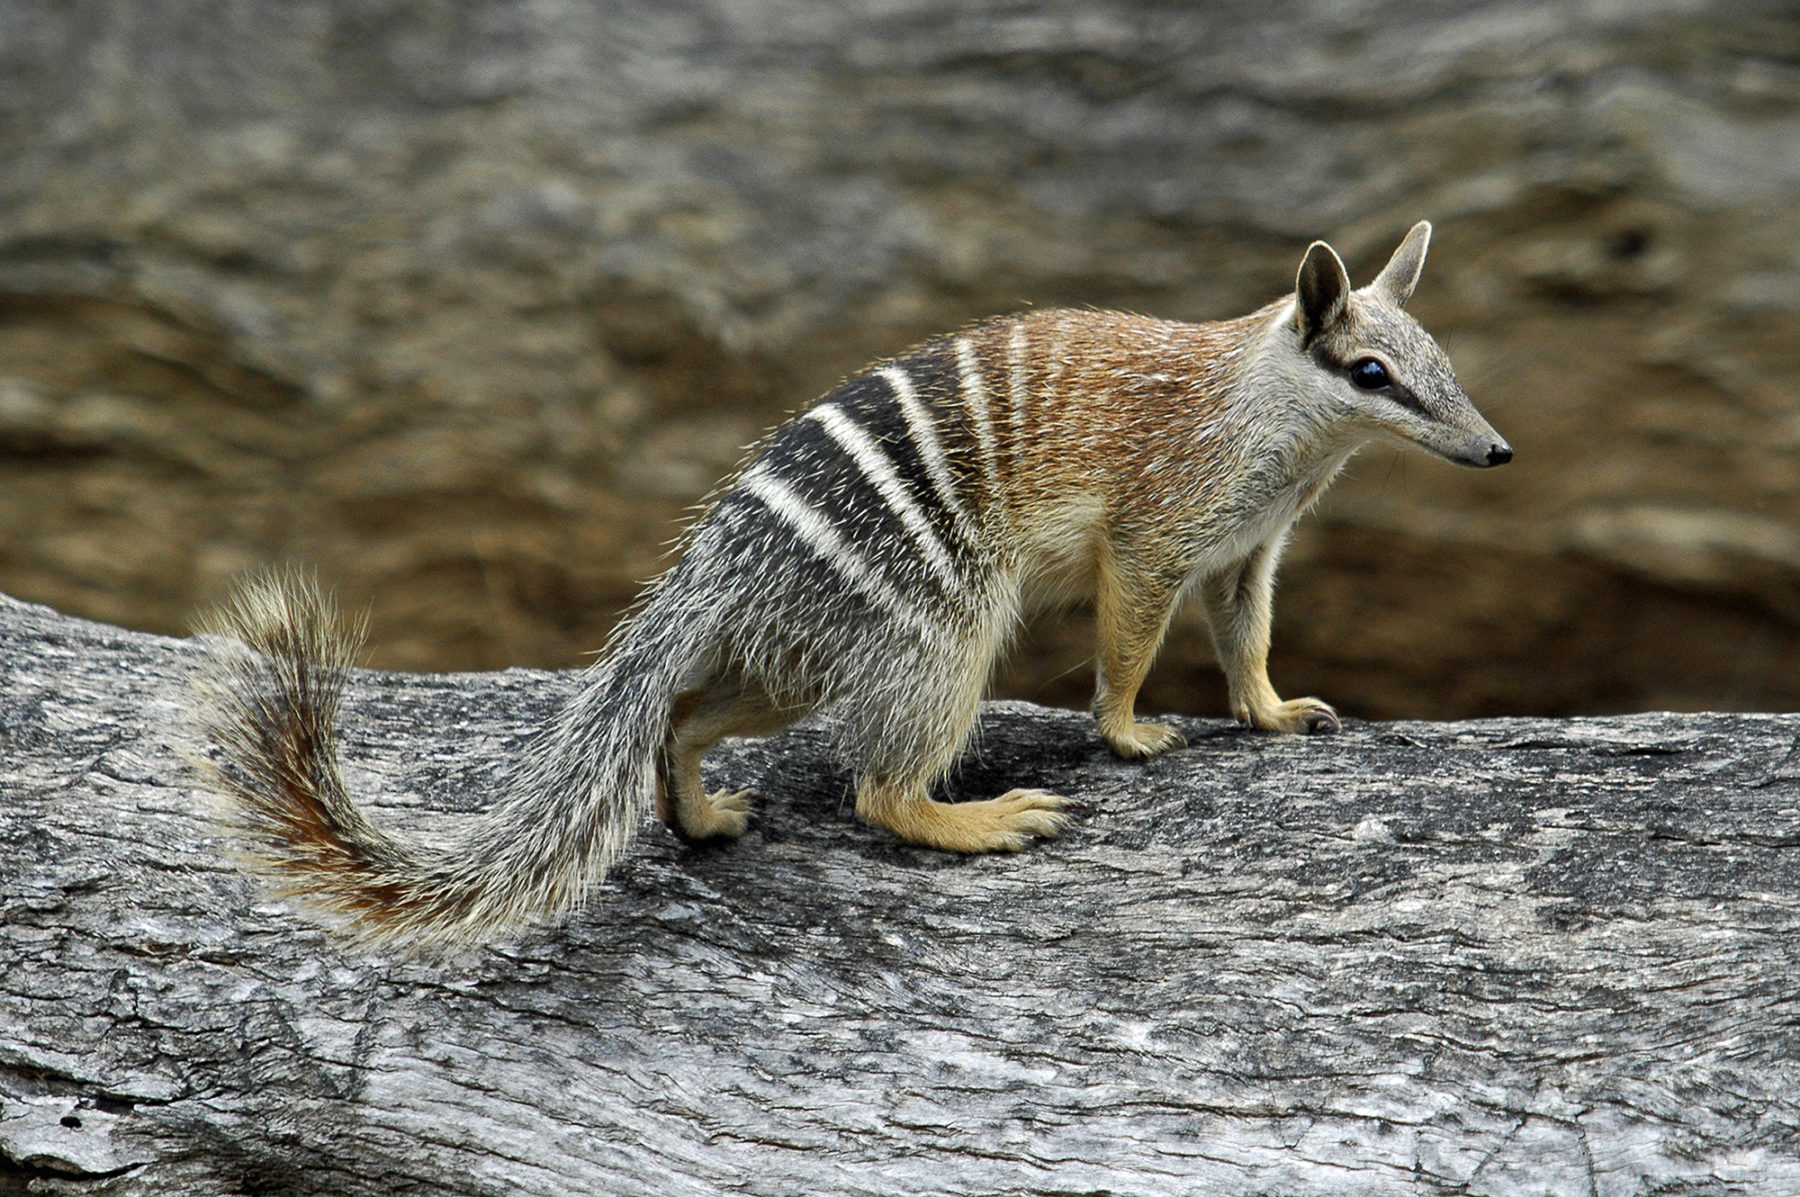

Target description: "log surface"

left=3, top=591, right=1799, bottom=1196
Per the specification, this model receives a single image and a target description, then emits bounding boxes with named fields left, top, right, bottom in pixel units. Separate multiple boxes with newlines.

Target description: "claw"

left=1248, top=697, right=1341, bottom=735
left=1302, top=706, right=1341, bottom=735
left=678, top=788, right=753, bottom=841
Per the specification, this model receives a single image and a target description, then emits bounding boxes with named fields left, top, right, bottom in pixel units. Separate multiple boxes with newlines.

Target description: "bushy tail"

left=192, top=569, right=703, bottom=949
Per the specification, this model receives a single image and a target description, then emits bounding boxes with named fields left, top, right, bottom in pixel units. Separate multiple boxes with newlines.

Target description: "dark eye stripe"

left=1310, top=345, right=1430, bottom=418
left=1383, top=383, right=1429, bottom=417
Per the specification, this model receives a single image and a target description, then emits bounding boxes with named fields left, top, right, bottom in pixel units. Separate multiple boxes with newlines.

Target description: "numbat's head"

left=1286, top=221, right=1511, bottom=469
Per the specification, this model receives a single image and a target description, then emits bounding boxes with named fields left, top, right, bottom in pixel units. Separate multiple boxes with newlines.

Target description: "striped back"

left=694, top=308, right=1246, bottom=659
left=727, top=320, right=1026, bottom=632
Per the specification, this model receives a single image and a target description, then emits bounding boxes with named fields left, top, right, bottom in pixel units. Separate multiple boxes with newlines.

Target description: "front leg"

left=1093, top=548, right=1188, bottom=759
left=1198, top=534, right=1340, bottom=735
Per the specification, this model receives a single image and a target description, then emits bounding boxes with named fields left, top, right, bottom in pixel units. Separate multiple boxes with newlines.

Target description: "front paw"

left=1256, top=698, right=1340, bottom=736
left=1102, top=719, right=1188, bottom=760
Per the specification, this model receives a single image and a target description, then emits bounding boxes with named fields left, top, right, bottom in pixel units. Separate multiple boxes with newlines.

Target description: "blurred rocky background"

left=0, top=0, right=1796, bottom=719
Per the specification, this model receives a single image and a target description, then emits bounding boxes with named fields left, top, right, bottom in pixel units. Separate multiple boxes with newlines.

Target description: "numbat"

left=196, top=221, right=1510, bottom=946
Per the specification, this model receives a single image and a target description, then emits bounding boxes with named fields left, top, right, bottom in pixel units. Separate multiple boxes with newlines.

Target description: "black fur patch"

left=1310, top=342, right=1430, bottom=419
left=745, top=365, right=973, bottom=610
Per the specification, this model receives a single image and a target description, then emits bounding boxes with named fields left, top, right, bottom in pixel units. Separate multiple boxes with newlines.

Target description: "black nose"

left=1485, top=442, right=1513, bottom=467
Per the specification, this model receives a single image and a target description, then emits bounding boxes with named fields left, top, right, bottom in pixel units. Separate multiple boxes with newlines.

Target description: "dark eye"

left=1349, top=358, right=1391, bottom=390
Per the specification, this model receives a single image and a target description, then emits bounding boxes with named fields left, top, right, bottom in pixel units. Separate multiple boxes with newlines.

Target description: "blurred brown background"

left=1, top=0, right=1796, bottom=720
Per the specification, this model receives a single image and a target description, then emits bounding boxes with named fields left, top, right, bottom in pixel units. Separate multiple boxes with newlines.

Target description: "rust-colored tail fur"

left=194, top=569, right=700, bottom=948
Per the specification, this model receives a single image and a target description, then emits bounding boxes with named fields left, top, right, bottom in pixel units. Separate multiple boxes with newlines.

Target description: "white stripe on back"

left=1007, top=322, right=1030, bottom=474
left=739, top=465, right=933, bottom=634
left=878, top=365, right=976, bottom=538
left=803, top=403, right=962, bottom=593
left=955, top=337, right=1004, bottom=508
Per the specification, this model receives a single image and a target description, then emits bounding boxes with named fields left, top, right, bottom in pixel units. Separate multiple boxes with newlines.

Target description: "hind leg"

left=847, top=627, right=1070, bottom=852
left=658, top=676, right=808, bottom=841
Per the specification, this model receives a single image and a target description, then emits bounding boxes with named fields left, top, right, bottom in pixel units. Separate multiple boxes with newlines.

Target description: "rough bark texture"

left=1, top=0, right=1798, bottom=719
left=5, top=594, right=1800, bottom=1196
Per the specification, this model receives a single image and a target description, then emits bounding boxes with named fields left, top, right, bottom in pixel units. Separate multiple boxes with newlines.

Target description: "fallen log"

left=3, top=590, right=1798, bottom=1195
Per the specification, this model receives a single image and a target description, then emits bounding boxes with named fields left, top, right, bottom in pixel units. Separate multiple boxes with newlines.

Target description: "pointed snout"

left=1440, top=397, right=1511, bottom=469
left=1437, top=425, right=1513, bottom=469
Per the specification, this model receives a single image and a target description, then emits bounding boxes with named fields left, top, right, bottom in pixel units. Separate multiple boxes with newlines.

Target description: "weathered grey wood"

left=3, top=589, right=1799, bottom=1195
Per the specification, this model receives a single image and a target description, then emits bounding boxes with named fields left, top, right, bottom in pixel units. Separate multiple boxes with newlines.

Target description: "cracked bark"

left=3, top=591, right=1799, bottom=1196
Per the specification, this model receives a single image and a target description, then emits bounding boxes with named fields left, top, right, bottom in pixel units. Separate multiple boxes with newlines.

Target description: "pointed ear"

left=1370, top=220, right=1432, bottom=307
left=1295, top=240, right=1350, bottom=345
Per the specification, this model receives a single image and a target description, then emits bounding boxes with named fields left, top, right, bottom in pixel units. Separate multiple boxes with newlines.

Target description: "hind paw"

left=680, top=789, right=753, bottom=840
